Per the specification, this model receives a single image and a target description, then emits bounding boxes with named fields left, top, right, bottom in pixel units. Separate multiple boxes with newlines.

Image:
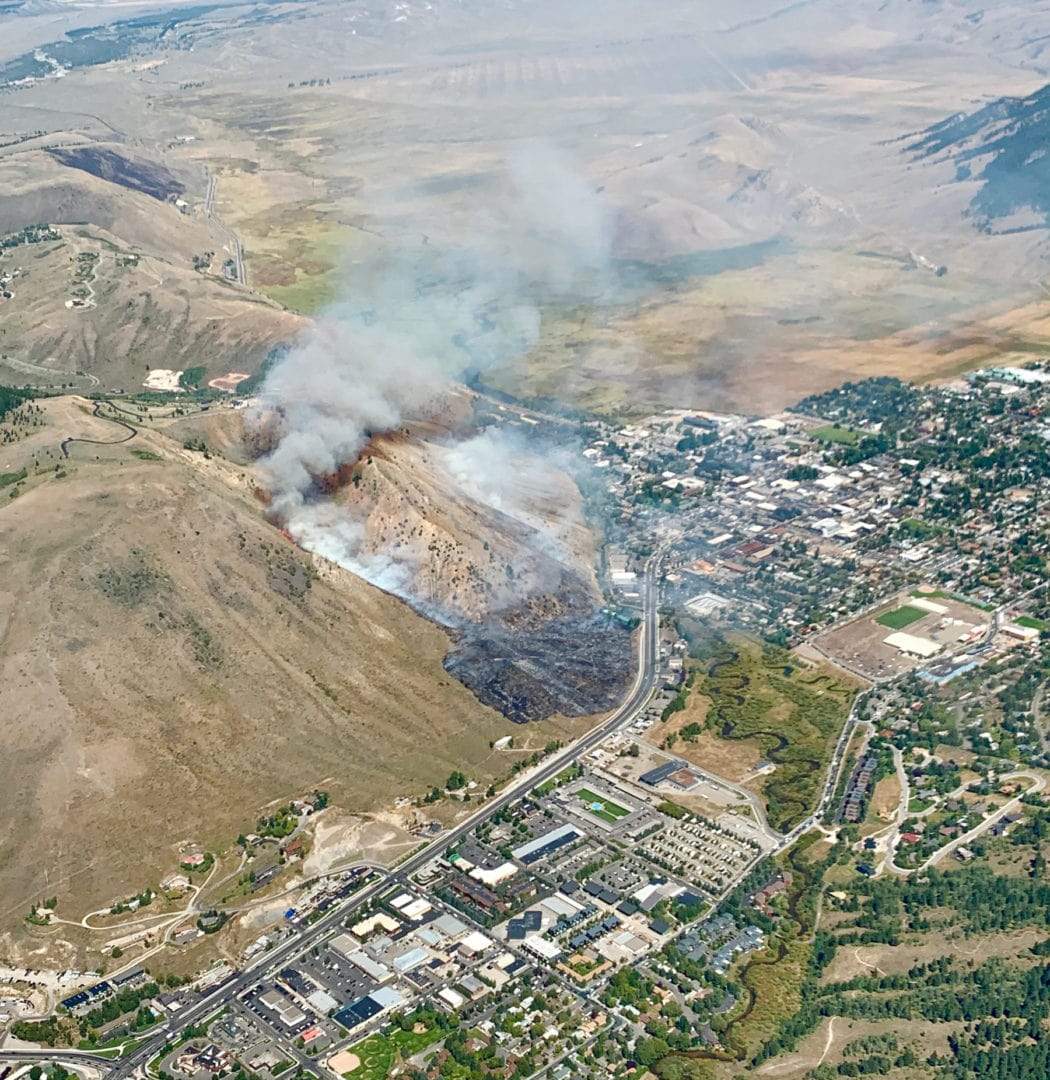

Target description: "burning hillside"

left=236, top=396, right=631, bottom=722
left=320, top=423, right=601, bottom=622
left=230, top=145, right=634, bottom=720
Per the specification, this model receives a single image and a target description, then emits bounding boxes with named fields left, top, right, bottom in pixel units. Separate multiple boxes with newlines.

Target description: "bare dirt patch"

left=327, top=1051, right=360, bottom=1076
left=302, top=809, right=419, bottom=876
left=661, top=728, right=765, bottom=785
left=208, top=372, right=251, bottom=392
left=814, top=592, right=990, bottom=681
left=867, top=773, right=902, bottom=826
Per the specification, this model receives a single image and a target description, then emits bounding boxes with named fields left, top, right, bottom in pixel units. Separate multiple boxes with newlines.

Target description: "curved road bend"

left=0, top=551, right=666, bottom=1079
left=60, top=401, right=137, bottom=459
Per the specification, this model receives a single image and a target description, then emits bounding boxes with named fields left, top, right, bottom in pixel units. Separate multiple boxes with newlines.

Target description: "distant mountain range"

left=909, top=82, right=1050, bottom=234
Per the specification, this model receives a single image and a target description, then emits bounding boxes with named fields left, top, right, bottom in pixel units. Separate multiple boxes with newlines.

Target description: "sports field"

left=875, top=605, right=926, bottom=630
left=811, top=423, right=861, bottom=445
left=577, top=788, right=630, bottom=824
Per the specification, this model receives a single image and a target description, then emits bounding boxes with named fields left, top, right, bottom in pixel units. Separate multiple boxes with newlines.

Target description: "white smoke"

left=283, top=501, right=417, bottom=601
left=253, top=144, right=614, bottom=608
left=442, top=425, right=586, bottom=564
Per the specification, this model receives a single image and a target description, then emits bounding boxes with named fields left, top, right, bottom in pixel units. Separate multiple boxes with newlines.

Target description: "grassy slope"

left=0, top=400, right=541, bottom=938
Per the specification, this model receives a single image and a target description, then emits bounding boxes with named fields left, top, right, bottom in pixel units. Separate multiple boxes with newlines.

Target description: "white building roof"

left=431, top=913, right=470, bottom=939
left=392, top=947, right=429, bottom=973
left=884, top=632, right=941, bottom=658
left=910, top=598, right=949, bottom=615
left=469, top=862, right=518, bottom=886
left=522, top=936, right=561, bottom=961
left=438, top=987, right=465, bottom=1010
left=400, top=898, right=432, bottom=920
left=459, top=931, right=493, bottom=955
left=540, top=894, right=582, bottom=918
left=341, top=950, right=391, bottom=982
left=370, top=986, right=405, bottom=1010
left=306, top=989, right=339, bottom=1015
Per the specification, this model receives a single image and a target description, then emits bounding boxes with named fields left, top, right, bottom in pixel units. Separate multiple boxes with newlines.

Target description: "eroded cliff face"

left=330, top=429, right=601, bottom=624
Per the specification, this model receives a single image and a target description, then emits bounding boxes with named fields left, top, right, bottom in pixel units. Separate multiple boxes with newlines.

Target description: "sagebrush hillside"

left=0, top=398, right=537, bottom=947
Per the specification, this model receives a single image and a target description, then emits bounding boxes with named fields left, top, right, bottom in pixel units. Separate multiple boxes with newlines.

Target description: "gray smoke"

left=253, top=144, right=615, bottom=606
left=443, top=426, right=587, bottom=564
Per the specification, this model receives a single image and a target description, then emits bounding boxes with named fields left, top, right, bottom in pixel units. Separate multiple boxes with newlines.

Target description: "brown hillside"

left=332, top=428, right=601, bottom=624
left=0, top=398, right=524, bottom=942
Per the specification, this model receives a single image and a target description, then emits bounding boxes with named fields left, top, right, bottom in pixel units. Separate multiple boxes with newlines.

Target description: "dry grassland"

left=0, top=398, right=587, bottom=958
left=819, top=927, right=1046, bottom=985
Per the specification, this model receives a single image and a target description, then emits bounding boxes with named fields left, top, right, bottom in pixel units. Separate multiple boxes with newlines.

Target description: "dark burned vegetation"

left=48, top=147, right=185, bottom=203
left=444, top=609, right=632, bottom=723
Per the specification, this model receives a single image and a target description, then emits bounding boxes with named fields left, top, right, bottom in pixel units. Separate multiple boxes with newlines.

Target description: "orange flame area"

left=313, top=459, right=361, bottom=496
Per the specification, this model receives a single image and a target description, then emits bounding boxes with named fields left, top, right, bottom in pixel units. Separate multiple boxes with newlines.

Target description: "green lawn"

left=348, top=1025, right=442, bottom=1080
left=899, top=517, right=947, bottom=540
left=875, top=605, right=927, bottom=630
left=577, top=788, right=630, bottom=823
left=811, top=423, right=861, bottom=445
left=1015, top=615, right=1047, bottom=632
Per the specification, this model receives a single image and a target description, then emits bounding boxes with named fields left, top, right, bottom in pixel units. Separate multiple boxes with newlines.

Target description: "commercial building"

left=511, top=824, right=580, bottom=865
left=883, top=631, right=941, bottom=658
left=638, top=759, right=689, bottom=787
left=522, top=936, right=562, bottom=963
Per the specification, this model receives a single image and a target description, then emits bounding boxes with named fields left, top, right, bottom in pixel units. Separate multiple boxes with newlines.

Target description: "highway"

left=0, top=548, right=884, bottom=1078
left=0, top=546, right=881, bottom=1078
left=0, top=551, right=665, bottom=1079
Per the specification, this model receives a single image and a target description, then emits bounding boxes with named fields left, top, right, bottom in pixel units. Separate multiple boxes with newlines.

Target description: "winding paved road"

left=60, top=401, right=137, bottom=458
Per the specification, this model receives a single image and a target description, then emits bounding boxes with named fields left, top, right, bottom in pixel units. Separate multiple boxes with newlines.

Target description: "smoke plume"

left=252, top=144, right=614, bottom=614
